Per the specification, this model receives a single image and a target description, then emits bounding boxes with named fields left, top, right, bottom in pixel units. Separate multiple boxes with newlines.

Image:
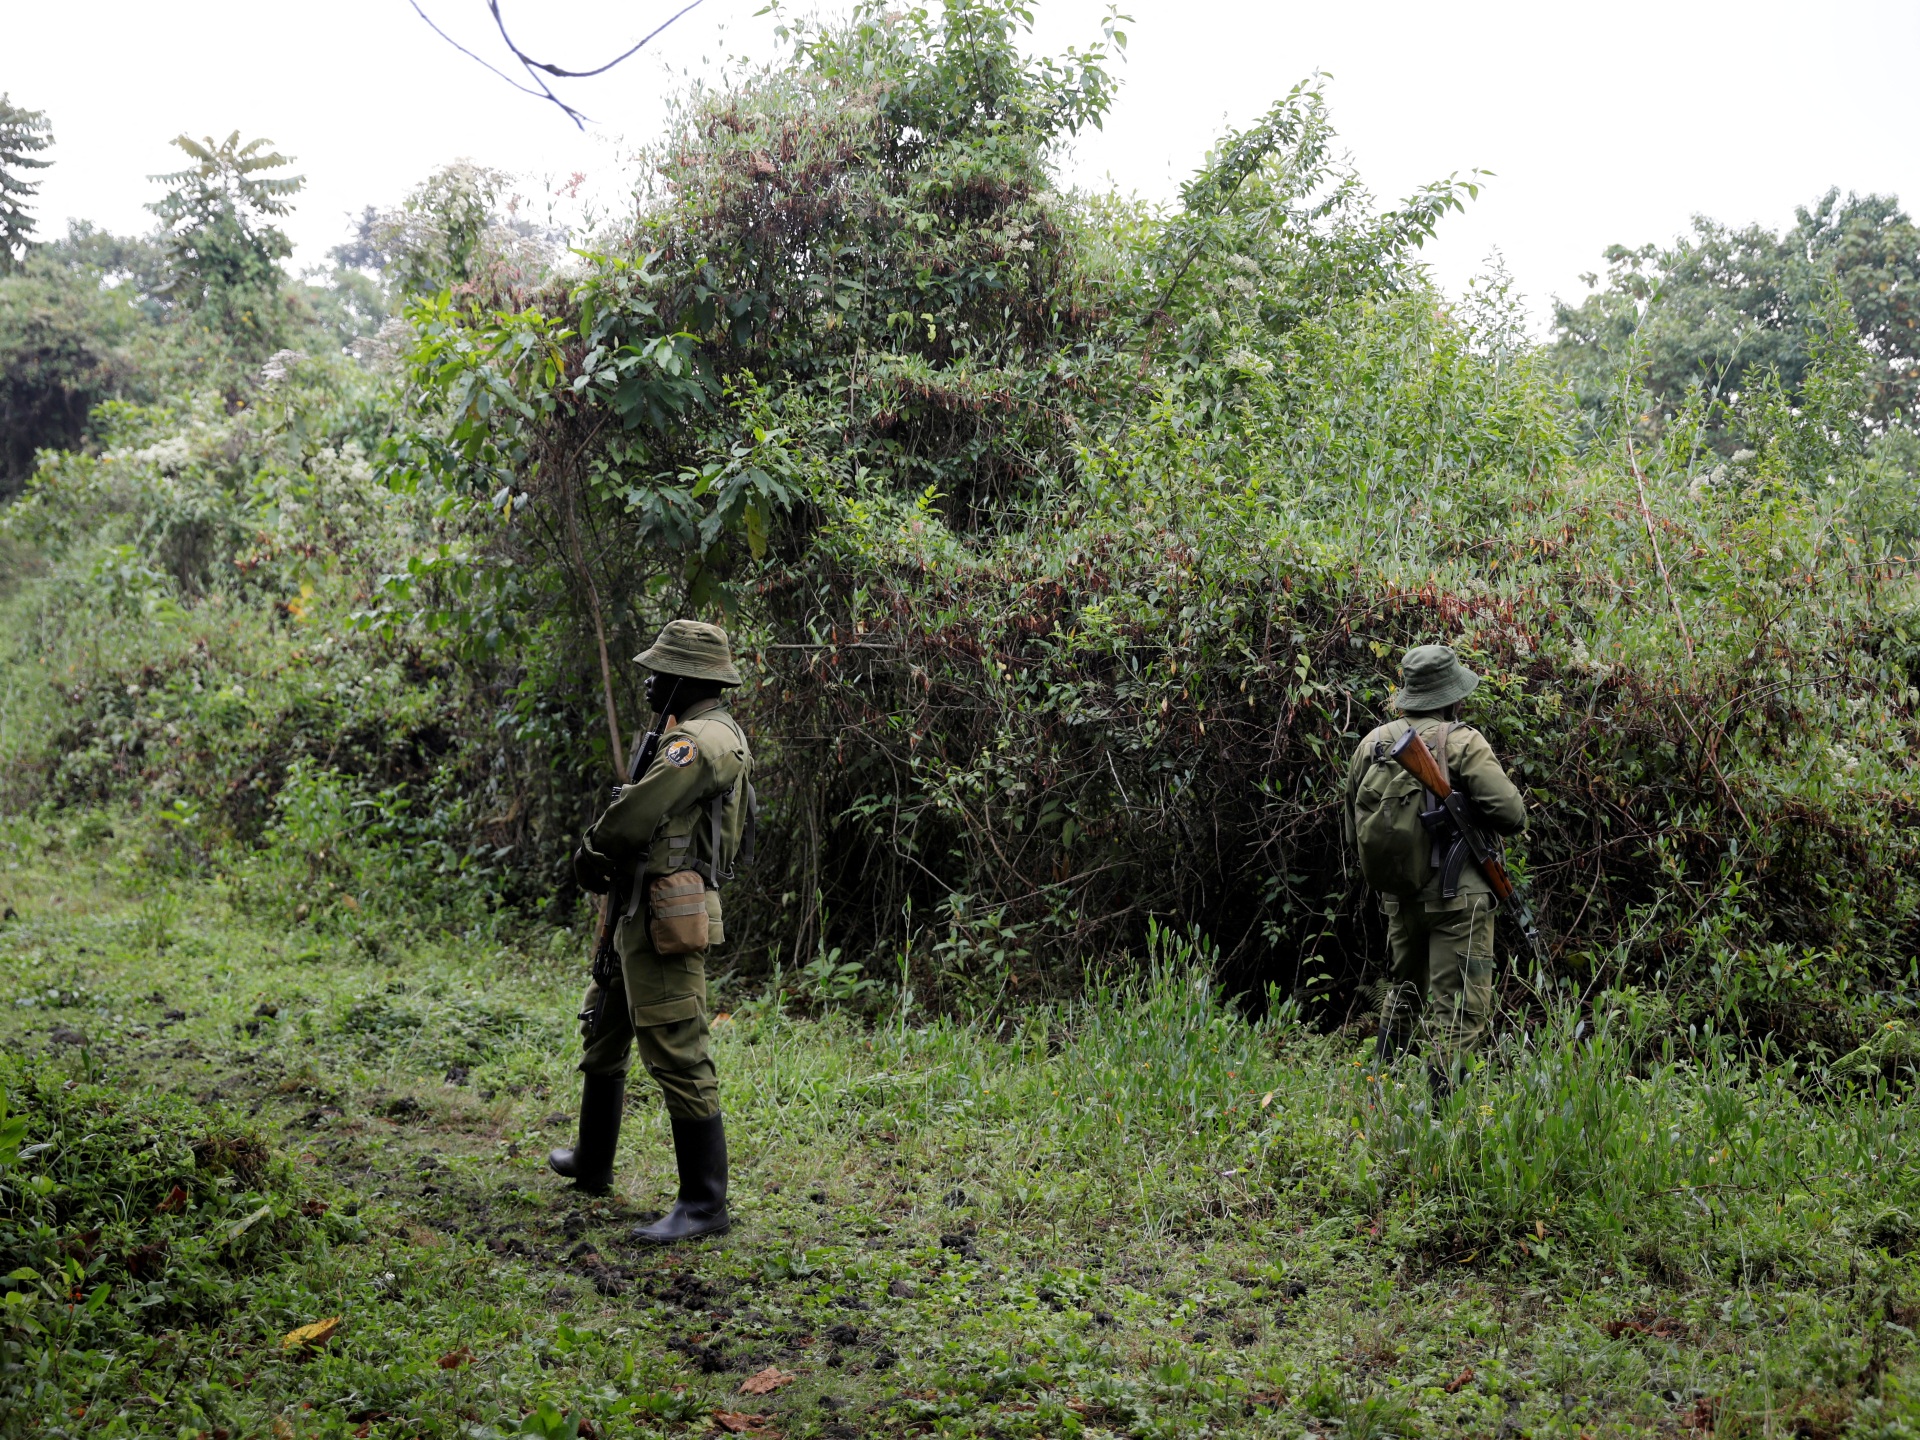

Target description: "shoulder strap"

left=1430, top=721, right=1453, bottom=787
left=705, top=712, right=752, bottom=889
left=694, top=744, right=755, bottom=890
left=706, top=787, right=728, bottom=888
left=1422, top=720, right=1454, bottom=875
left=699, top=774, right=759, bottom=890
left=1369, top=718, right=1414, bottom=763
left=737, top=777, right=758, bottom=870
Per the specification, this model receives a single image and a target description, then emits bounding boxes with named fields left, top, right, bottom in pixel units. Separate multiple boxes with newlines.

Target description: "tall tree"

left=0, top=95, right=54, bottom=274
left=146, top=132, right=305, bottom=353
left=1551, top=189, right=1920, bottom=445
left=0, top=224, right=160, bottom=492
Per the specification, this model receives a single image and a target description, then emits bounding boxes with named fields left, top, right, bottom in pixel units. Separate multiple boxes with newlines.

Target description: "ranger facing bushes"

left=553, top=620, right=755, bottom=1244
left=1345, top=645, right=1527, bottom=1085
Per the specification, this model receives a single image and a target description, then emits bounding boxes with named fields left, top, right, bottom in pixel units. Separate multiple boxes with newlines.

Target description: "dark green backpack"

left=1352, top=721, right=1449, bottom=897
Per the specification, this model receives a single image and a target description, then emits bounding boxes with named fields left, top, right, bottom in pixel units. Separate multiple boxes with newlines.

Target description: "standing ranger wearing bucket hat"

left=1343, top=645, right=1526, bottom=1083
left=553, top=620, right=755, bottom=1244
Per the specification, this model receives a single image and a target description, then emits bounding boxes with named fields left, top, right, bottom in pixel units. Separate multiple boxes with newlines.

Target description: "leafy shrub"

left=0, top=1056, right=353, bottom=1416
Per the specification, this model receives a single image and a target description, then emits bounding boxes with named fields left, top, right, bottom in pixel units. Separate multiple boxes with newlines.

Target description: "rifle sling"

left=1408, top=719, right=1467, bottom=895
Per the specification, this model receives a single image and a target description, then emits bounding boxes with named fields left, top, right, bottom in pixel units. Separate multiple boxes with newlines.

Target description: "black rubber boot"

left=1374, top=1024, right=1400, bottom=1069
left=631, top=1112, right=731, bottom=1245
left=1427, top=1060, right=1455, bottom=1102
left=548, top=1073, right=625, bottom=1194
left=1375, top=981, right=1415, bottom=1072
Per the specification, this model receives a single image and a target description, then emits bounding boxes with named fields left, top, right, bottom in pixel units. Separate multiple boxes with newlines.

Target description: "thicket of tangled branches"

left=366, top=0, right=1920, bottom=1048
left=11, top=1, right=1920, bottom=1053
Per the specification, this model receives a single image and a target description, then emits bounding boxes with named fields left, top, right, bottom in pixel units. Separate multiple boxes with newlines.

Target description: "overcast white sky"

left=10, top=0, right=1919, bottom=331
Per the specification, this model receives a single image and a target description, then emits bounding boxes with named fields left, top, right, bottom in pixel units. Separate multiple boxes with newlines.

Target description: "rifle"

left=581, top=678, right=682, bottom=1031
left=1388, top=727, right=1549, bottom=966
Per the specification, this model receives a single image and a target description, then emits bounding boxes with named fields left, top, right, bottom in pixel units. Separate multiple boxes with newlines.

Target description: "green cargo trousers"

left=578, top=940, right=719, bottom=1121
left=1379, top=893, right=1496, bottom=1059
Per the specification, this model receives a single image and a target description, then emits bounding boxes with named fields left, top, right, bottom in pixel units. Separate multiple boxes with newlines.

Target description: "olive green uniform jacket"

left=575, top=697, right=753, bottom=1119
left=1343, top=712, right=1526, bottom=1057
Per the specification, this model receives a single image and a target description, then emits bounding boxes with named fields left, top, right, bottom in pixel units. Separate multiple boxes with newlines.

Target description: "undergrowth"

left=3, top=822, right=1920, bottom=1436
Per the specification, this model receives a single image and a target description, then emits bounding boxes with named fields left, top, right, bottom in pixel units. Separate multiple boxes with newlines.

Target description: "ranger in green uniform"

left=1343, top=645, right=1526, bottom=1076
left=551, top=620, right=754, bottom=1244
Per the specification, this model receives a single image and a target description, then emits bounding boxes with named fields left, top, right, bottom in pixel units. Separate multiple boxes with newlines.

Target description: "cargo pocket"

left=1460, top=894, right=1496, bottom=1035
left=625, top=950, right=707, bottom=1029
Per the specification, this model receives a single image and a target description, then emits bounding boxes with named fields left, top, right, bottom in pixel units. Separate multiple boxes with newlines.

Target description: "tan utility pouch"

left=648, top=869, right=710, bottom=955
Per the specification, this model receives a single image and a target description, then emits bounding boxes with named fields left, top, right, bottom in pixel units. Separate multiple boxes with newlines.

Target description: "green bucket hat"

left=1391, top=644, right=1479, bottom=712
left=634, top=619, right=743, bottom=686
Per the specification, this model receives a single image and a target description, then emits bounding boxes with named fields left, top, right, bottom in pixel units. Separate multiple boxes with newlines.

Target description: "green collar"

left=676, top=695, right=727, bottom=724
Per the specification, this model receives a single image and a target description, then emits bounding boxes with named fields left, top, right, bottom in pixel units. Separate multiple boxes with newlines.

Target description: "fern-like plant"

left=146, top=132, right=306, bottom=353
left=0, top=95, right=54, bottom=275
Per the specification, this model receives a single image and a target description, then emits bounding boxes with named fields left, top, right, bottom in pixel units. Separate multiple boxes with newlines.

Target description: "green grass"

left=2, top=813, right=1919, bottom=1439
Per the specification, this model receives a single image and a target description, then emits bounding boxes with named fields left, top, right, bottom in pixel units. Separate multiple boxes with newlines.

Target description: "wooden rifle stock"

left=1387, top=723, right=1448, bottom=794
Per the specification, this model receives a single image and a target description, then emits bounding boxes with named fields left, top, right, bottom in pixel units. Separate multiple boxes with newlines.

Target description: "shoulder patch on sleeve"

left=663, top=735, right=698, bottom=768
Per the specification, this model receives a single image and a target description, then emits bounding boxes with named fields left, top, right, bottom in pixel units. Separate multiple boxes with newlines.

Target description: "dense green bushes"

left=4, top=0, right=1920, bottom=1056
left=0, top=348, right=569, bottom=936
left=764, top=297, right=1920, bottom=1041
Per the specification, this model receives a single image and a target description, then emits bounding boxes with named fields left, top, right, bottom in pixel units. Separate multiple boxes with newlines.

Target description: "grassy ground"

left=3, top=814, right=1919, bottom=1440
